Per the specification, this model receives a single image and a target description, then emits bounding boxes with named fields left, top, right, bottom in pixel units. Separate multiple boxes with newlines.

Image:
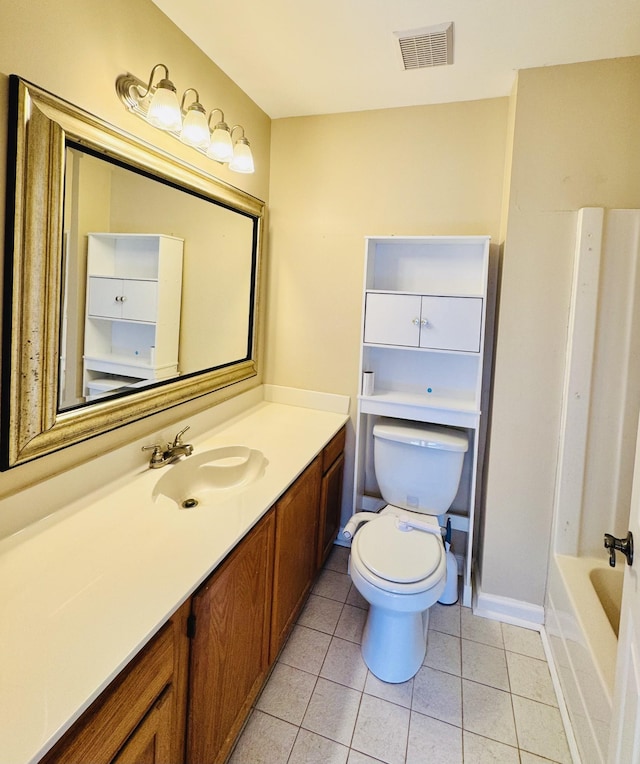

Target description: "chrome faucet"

left=142, top=425, right=194, bottom=468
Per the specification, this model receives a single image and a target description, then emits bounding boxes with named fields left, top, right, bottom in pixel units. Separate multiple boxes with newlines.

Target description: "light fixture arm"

left=208, top=108, right=226, bottom=127
left=137, top=63, right=172, bottom=99
left=230, top=124, right=246, bottom=141
left=180, top=87, right=202, bottom=111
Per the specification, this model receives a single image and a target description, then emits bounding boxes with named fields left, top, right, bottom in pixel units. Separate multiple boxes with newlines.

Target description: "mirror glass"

left=59, top=145, right=257, bottom=410
left=1, top=76, right=264, bottom=469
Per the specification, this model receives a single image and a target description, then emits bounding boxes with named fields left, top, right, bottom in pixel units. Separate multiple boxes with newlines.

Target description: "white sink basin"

left=152, top=446, right=268, bottom=508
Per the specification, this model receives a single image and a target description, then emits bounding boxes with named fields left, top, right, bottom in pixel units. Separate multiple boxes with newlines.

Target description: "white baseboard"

left=473, top=586, right=545, bottom=628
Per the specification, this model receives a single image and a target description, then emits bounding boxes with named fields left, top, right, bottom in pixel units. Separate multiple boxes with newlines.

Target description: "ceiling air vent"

left=395, top=22, right=454, bottom=70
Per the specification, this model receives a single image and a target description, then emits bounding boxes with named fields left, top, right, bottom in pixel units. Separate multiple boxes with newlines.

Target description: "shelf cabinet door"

left=88, top=277, right=157, bottom=322
left=364, top=293, right=422, bottom=346
left=121, top=280, right=158, bottom=322
left=88, top=277, right=124, bottom=319
left=364, top=293, right=482, bottom=352
left=187, top=510, right=275, bottom=764
left=419, top=296, right=482, bottom=352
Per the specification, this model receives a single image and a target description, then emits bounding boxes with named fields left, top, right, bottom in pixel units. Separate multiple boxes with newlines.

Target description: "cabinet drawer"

left=322, top=427, right=346, bottom=472
left=419, top=296, right=482, bottom=352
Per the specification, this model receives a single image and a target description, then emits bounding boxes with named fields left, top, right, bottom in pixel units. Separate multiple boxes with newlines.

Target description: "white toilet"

left=346, top=418, right=468, bottom=683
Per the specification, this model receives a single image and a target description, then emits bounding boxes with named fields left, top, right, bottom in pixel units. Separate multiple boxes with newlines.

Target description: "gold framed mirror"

left=1, top=76, right=265, bottom=469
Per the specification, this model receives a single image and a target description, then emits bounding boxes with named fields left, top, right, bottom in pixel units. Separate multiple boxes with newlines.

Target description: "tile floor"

left=229, top=546, right=573, bottom=764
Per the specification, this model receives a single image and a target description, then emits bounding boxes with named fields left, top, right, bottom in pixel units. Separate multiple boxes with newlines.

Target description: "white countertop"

left=0, top=399, right=348, bottom=764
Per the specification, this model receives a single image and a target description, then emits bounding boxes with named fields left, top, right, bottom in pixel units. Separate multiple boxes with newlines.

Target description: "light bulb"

left=207, top=122, right=234, bottom=163
left=229, top=137, right=255, bottom=174
left=181, top=104, right=210, bottom=148
left=147, top=80, right=182, bottom=132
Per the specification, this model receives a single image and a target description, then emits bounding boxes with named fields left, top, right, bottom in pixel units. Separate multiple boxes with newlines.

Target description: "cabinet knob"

left=412, top=317, right=421, bottom=326
left=114, top=295, right=127, bottom=303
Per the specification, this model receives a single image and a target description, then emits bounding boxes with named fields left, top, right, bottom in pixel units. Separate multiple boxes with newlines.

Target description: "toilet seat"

left=352, top=514, right=445, bottom=595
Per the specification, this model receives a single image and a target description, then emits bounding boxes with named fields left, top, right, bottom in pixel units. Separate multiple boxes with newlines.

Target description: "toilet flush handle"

left=396, top=515, right=444, bottom=538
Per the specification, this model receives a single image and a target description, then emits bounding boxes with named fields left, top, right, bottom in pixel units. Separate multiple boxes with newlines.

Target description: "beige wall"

left=481, top=56, right=640, bottom=606
left=0, top=0, right=270, bottom=513
left=1, top=0, right=638, bottom=616
left=267, top=99, right=509, bottom=392
left=267, top=98, right=510, bottom=520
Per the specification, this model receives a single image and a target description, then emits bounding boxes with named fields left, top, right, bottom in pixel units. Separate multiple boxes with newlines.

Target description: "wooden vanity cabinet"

left=270, top=456, right=322, bottom=661
left=317, top=426, right=346, bottom=570
left=38, top=601, right=190, bottom=764
left=186, top=509, right=275, bottom=764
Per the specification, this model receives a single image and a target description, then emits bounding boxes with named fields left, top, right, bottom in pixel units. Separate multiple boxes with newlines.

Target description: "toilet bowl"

left=347, top=419, right=468, bottom=683
left=349, top=508, right=447, bottom=682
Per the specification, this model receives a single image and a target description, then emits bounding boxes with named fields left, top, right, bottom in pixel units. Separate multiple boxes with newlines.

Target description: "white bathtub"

left=546, top=554, right=623, bottom=764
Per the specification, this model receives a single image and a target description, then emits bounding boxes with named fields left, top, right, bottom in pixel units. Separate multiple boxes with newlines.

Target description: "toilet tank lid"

left=373, top=420, right=468, bottom=452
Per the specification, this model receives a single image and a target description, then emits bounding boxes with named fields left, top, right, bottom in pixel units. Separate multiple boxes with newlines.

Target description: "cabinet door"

left=271, top=458, right=321, bottom=660
left=38, top=604, right=190, bottom=764
left=364, top=293, right=422, bottom=346
left=317, top=451, right=345, bottom=570
left=122, top=280, right=158, bottom=322
left=111, top=686, right=174, bottom=764
left=419, top=296, right=483, bottom=352
left=88, top=277, right=157, bottom=322
left=187, top=510, right=275, bottom=764
left=88, top=276, right=124, bottom=318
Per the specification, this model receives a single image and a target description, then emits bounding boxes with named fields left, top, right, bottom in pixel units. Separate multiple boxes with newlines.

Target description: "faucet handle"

left=142, top=443, right=166, bottom=465
left=173, top=425, right=190, bottom=446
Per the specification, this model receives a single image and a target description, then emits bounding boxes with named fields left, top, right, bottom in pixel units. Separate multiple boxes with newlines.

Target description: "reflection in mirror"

left=59, top=146, right=257, bottom=411
left=1, top=76, right=264, bottom=469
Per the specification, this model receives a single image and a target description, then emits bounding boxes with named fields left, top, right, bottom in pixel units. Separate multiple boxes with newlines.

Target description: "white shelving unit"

left=83, top=233, right=184, bottom=401
left=353, top=235, right=491, bottom=607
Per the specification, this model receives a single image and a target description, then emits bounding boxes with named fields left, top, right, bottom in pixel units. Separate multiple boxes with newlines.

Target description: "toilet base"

left=361, top=605, right=430, bottom=683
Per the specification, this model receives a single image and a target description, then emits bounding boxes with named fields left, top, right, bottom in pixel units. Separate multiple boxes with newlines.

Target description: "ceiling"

left=151, top=0, right=640, bottom=119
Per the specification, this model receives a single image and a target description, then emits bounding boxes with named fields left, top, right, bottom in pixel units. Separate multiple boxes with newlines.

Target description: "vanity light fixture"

left=116, top=64, right=255, bottom=173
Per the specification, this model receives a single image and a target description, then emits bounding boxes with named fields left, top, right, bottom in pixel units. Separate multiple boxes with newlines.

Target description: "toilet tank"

left=373, top=419, right=468, bottom=514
